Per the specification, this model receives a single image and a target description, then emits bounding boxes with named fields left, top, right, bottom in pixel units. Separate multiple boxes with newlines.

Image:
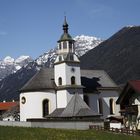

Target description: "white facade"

left=99, top=90, right=120, bottom=119
left=20, top=91, right=56, bottom=121
left=54, top=63, right=81, bottom=86
left=85, top=90, right=120, bottom=119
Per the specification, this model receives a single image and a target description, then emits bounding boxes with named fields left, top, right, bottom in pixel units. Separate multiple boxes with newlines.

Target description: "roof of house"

left=116, top=80, right=140, bottom=104
left=0, top=102, right=18, bottom=111
left=20, top=68, right=118, bottom=93
left=129, top=80, right=140, bottom=93
left=47, top=93, right=100, bottom=118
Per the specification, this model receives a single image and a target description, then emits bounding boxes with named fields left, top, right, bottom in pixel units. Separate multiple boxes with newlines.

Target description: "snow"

left=15, top=65, right=21, bottom=70
left=126, top=25, right=137, bottom=28
left=0, top=55, right=33, bottom=80
left=15, top=55, right=31, bottom=63
left=3, top=56, right=14, bottom=64
left=74, top=35, right=102, bottom=56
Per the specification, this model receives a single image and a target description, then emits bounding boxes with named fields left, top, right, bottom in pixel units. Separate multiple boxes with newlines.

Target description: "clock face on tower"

left=71, top=67, right=75, bottom=72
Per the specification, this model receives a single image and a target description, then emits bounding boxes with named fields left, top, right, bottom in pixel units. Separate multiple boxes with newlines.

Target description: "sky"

left=0, top=0, right=140, bottom=60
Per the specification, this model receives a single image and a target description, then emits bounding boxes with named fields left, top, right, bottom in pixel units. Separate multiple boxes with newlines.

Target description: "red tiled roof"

left=129, top=80, right=140, bottom=93
left=0, top=102, right=18, bottom=111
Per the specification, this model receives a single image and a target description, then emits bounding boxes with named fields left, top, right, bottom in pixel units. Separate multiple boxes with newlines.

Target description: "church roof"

left=81, top=69, right=117, bottom=88
left=20, top=68, right=118, bottom=92
left=47, top=93, right=99, bottom=118
left=59, top=33, right=74, bottom=42
left=20, top=68, right=55, bottom=92
left=58, top=16, right=74, bottom=42
left=61, top=93, right=99, bottom=117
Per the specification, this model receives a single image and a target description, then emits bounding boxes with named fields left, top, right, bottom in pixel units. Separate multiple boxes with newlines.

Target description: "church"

left=20, top=17, right=120, bottom=122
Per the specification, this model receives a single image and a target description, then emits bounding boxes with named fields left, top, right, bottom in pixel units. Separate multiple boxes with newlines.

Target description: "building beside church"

left=20, top=17, right=120, bottom=122
left=116, top=80, right=140, bottom=130
left=0, top=101, right=19, bottom=121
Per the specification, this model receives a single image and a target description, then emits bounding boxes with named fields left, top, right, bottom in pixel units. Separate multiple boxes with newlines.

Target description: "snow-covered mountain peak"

left=3, top=56, right=14, bottom=64
left=0, top=55, right=33, bottom=80
left=15, top=55, right=31, bottom=64
left=74, top=35, right=102, bottom=56
left=126, top=25, right=136, bottom=28
left=74, top=35, right=101, bottom=41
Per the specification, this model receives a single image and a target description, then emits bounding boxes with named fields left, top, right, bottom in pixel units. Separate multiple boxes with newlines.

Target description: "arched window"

left=59, top=43, right=61, bottom=50
left=70, top=54, right=74, bottom=61
left=98, top=98, right=103, bottom=114
left=42, top=99, right=49, bottom=117
left=109, top=98, right=114, bottom=115
left=59, top=56, right=62, bottom=62
left=58, top=77, right=62, bottom=85
left=69, top=42, right=72, bottom=49
left=71, top=76, right=76, bottom=85
left=63, top=41, right=67, bottom=49
left=84, top=95, right=89, bottom=106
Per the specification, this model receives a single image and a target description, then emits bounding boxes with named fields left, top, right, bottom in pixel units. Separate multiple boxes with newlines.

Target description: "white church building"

left=20, top=17, right=120, bottom=121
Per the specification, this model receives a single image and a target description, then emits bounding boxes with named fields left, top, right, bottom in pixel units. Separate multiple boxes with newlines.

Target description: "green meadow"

left=0, top=126, right=139, bottom=140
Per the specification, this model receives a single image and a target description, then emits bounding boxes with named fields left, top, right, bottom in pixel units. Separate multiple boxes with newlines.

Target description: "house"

left=0, top=101, right=19, bottom=121
left=20, top=17, right=120, bottom=121
left=116, top=80, right=140, bottom=130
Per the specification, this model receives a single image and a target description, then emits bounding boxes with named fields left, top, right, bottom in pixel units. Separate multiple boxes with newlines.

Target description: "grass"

left=0, top=126, right=139, bottom=140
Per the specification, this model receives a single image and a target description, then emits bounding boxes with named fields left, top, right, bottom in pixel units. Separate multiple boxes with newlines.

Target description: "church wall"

left=88, top=94, right=99, bottom=113
left=99, top=90, right=120, bottom=119
left=86, top=90, right=120, bottom=119
left=20, top=91, right=56, bottom=121
left=65, top=64, right=81, bottom=85
left=56, top=90, right=67, bottom=108
left=55, top=63, right=66, bottom=86
left=55, top=63, right=81, bottom=86
left=57, top=89, right=83, bottom=108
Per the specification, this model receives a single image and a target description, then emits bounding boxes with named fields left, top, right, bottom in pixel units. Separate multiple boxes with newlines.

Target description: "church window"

left=59, top=43, right=61, bottom=50
left=84, top=95, right=89, bottom=106
left=42, top=99, right=49, bottom=117
left=98, top=98, right=103, bottom=114
left=63, top=41, right=67, bottom=49
left=70, top=54, right=74, bottom=61
left=109, top=98, right=114, bottom=114
left=59, top=56, right=62, bottom=62
left=21, top=97, right=26, bottom=104
left=71, top=76, right=76, bottom=85
left=69, top=42, right=72, bottom=49
left=58, top=77, right=62, bottom=85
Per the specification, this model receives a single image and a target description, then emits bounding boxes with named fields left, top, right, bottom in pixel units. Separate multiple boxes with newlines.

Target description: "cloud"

left=0, top=31, right=7, bottom=36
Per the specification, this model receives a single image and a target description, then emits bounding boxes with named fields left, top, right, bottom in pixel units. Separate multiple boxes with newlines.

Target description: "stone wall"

left=0, top=121, right=103, bottom=130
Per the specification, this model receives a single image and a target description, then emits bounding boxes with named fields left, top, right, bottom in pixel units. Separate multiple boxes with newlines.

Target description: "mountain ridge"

left=0, top=56, right=33, bottom=81
left=80, top=26, right=140, bottom=84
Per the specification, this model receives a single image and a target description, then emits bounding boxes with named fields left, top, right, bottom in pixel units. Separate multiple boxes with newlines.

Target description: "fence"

left=89, top=125, right=140, bottom=136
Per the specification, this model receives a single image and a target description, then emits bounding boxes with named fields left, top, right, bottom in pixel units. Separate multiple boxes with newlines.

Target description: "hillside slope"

left=80, top=26, right=140, bottom=84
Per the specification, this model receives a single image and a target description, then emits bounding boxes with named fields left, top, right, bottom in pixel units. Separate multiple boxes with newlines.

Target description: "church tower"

left=54, top=17, right=83, bottom=108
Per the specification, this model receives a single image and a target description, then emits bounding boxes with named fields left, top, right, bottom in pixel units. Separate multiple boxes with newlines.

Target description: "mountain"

left=0, top=56, right=33, bottom=81
left=0, top=35, right=102, bottom=101
left=80, top=26, right=140, bottom=85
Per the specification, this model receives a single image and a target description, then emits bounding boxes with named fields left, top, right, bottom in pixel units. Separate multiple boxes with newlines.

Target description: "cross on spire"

left=63, top=16, right=68, bottom=33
